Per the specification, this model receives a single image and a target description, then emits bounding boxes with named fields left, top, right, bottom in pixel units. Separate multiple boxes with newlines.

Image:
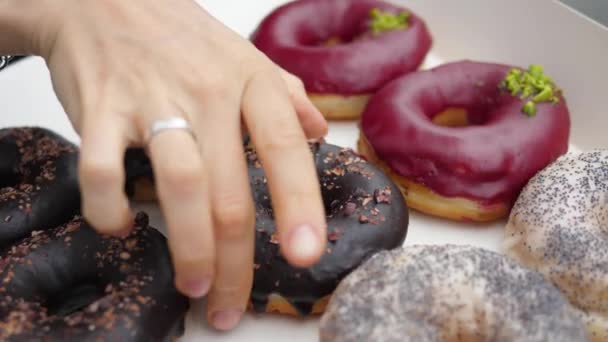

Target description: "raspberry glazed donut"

left=0, top=213, right=189, bottom=341
left=319, top=245, right=589, bottom=342
left=251, top=0, right=432, bottom=120
left=358, top=61, right=570, bottom=222
left=0, top=127, right=80, bottom=248
left=123, top=142, right=409, bottom=315
left=504, top=150, right=608, bottom=341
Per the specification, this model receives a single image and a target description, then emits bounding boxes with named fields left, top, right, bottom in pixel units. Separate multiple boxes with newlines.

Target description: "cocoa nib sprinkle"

left=0, top=213, right=160, bottom=338
left=245, top=148, right=262, bottom=168
left=320, top=147, right=374, bottom=180
left=0, top=128, right=75, bottom=204
left=328, top=228, right=343, bottom=242
left=269, top=233, right=279, bottom=245
left=0, top=300, right=46, bottom=339
left=343, top=202, right=357, bottom=216
left=374, top=187, right=392, bottom=204
left=325, top=166, right=346, bottom=177
left=0, top=276, right=156, bottom=338
left=94, top=220, right=149, bottom=276
left=358, top=215, right=369, bottom=224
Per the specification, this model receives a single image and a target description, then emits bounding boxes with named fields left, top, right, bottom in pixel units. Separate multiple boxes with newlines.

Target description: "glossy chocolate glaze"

left=247, top=143, right=408, bottom=315
left=0, top=213, right=189, bottom=341
left=251, top=0, right=432, bottom=94
left=0, top=127, right=81, bottom=249
left=124, top=143, right=409, bottom=315
left=361, top=60, right=570, bottom=205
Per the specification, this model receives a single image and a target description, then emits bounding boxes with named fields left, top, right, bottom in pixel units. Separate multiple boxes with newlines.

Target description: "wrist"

left=0, top=0, right=64, bottom=56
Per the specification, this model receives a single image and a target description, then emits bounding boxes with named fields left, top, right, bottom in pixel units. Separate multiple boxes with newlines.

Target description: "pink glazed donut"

left=251, top=0, right=432, bottom=120
left=358, top=61, right=571, bottom=222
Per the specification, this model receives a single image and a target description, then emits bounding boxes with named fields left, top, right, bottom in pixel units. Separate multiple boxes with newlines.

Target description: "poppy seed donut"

left=505, top=150, right=608, bottom=341
left=319, top=245, right=588, bottom=342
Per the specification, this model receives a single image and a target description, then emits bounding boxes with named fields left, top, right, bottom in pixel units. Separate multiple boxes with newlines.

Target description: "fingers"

left=146, top=122, right=215, bottom=299
left=79, top=113, right=133, bottom=236
left=196, top=100, right=255, bottom=331
left=280, top=70, right=328, bottom=140
left=243, top=70, right=327, bottom=267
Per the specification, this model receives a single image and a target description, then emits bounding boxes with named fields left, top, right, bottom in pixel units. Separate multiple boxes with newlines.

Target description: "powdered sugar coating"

left=320, top=245, right=587, bottom=342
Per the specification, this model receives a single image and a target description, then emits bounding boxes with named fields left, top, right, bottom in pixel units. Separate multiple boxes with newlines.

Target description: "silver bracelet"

left=0, top=55, right=15, bottom=71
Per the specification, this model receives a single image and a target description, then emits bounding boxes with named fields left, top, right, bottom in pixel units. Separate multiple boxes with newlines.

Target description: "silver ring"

left=147, top=117, right=195, bottom=144
left=0, top=56, right=15, bottom=70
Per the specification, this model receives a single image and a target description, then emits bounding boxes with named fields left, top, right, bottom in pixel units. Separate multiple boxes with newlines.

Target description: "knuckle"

left=212, top=284, right=247, bottom=299
left=79, top=157, right=122, bottom=187
left=214, top=197, right=254, bottom=240
left=250, top=66, right=283, bottom=88
left=189, top=71, right=235, bottom=99
left=205, top=80, right=232, bottom=98
left=287, top=75, right=305, bottom=92
left=258, top=124, right=306, bottom=154
left=172, top=242, right=215, bottom=271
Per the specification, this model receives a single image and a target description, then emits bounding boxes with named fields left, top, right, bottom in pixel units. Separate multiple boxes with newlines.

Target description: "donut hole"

left=312, top=3, right=412, bottom=47
left=311, top=8, right=376, bottom=47
left=431, top=107, right=488, bottom=127
left=318, top=30, right=369, bottom=47
left=319, top=28, right=371, bottom=46
left=46, top=280, right=105, bottom=317
left=0, top=156, right=19, bottom=188
left=0, top=173, right=18, bottom=188
left=432, top=108, right=469, bottom=127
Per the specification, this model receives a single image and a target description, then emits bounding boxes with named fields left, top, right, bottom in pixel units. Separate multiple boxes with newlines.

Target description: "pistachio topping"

left=501, top=64, right=561, bottom=117
left=369, top=8, right=410, bottom=35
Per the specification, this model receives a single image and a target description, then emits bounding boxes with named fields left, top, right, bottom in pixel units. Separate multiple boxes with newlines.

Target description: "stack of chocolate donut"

left=0, top=126, right=412, bottom=338
left=0, top=127, right=189, bottom=341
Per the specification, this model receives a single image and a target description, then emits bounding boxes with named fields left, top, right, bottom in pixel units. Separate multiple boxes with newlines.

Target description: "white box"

left=1, top=1, right=606, bottom=341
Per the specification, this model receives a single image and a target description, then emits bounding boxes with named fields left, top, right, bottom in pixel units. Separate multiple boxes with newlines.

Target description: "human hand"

left=35, top=0, right=328, bottom=330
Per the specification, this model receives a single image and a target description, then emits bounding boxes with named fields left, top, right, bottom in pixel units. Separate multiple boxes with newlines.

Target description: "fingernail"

left=212, top=309, right=243, bottom=331
left=181, top=277, right=211, bottom=298
left=289, top=224, right=322, bottom=260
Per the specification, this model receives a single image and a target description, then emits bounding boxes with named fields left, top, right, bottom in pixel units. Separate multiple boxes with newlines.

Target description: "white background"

left=1, top=1, right=607, bottom=341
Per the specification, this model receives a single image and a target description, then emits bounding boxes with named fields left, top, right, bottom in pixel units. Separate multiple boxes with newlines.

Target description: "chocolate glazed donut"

left=247, top=143, right=409, bottom=315
left=0, top=127, right=80, bottom=249
left=123, top=142, right=410, bottom=316
left=0, top=212, right=189, bottom=341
